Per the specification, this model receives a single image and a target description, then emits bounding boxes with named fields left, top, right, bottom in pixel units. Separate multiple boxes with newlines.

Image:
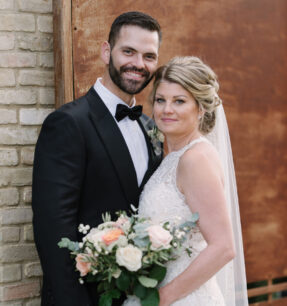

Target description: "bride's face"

left=153, top=81, right=201, bottom=138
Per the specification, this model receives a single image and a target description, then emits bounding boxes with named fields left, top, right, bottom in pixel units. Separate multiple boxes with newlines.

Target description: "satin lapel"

left=86, top=87, right=139, bottom=206
left=136, top=117, right=162, bottom=190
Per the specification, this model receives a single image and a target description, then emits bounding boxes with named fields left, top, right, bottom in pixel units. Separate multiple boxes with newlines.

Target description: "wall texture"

left=0, top=0, right=54, bottom=305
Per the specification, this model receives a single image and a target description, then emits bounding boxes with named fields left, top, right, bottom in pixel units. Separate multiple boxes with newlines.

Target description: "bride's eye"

left=155, top=97, right=165, bottom=104
left=175, top=99, right=185, bottom=105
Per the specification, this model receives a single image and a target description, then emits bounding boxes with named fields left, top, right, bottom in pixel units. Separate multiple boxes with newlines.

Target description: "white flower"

left=116, top=245, right=142, bottom=272
left=79, top=278, right=84, bottom=284
left=147, top=225, right=172, bottom=250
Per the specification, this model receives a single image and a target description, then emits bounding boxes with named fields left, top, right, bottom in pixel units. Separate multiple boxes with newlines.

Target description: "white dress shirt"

left=94, top=78, right=149, bottom=186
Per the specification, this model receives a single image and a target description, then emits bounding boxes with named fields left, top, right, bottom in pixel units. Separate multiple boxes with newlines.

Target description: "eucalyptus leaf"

left=99, top=289, right=121, bottom=306
left=138, top=276, right=158, bottom=288
left=141, top=288, right=160, bottom=306
left=133, top=236, right=150, bottom=248
left=116, top=270, right=130, bottom=291
left=134, top=281, right=147, bottom=299
left=58, top=238, right=79, bottom=252
left=149, top=265, right=166, bottom=282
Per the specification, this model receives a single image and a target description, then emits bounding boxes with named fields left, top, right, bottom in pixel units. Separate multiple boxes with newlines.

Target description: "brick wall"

left=0, top=0, right=54, bottom=305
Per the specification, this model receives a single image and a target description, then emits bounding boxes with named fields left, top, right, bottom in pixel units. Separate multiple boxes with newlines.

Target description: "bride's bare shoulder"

left=178, top=141, right=223, bottom=180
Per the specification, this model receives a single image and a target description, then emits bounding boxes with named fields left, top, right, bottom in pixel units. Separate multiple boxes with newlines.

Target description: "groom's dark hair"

left=108, top=11, right=162, bottom=49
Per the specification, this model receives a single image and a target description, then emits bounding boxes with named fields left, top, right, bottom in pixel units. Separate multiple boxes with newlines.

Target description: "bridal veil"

left=205, top=104, right=249, bottom=306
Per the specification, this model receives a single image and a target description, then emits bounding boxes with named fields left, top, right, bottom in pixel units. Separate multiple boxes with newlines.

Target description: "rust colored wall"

left=71, top=0, right=287, bottom=283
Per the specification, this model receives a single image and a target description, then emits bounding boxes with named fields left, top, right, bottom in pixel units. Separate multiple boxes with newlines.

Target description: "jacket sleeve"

left=32, top=110, right=92, bottom=305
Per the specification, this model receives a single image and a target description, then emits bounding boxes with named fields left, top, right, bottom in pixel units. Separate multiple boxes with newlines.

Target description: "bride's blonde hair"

left=150, top=56, right=222, bottom=134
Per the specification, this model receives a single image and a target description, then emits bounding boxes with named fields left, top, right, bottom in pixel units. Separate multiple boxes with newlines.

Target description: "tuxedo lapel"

left=136, top=117, right=162, bottom=191
left=86, top=87, right=139, bottom=206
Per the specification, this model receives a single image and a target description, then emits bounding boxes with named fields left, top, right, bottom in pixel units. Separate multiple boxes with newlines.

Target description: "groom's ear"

left=101, top=41, right=111, bottom=65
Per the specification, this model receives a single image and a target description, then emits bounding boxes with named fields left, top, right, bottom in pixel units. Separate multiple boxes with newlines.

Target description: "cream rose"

left=116, top=245, right=142, bottom=272
left=147, top=225, right=172, bottom=249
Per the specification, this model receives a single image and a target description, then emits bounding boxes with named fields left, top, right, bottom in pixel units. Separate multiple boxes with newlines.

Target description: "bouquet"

left=58, top=206, right=199, bottom=306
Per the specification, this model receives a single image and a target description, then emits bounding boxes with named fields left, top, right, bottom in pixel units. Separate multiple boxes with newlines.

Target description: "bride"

left=125, top=56, right=248, bottom=305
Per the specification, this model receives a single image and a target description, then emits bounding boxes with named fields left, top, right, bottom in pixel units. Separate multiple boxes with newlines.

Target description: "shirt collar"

left=93, top=78, right=136, bottom=117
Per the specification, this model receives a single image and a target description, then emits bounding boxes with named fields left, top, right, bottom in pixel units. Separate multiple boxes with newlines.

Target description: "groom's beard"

left=108, top=56, right=153, bottom=95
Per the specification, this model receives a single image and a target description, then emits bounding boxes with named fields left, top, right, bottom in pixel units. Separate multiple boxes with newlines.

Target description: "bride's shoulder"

left=178, top=141, right=222, bottom=176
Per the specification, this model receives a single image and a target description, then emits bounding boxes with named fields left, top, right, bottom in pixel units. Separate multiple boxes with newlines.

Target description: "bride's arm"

left=159, top=146, right=236, bottom=306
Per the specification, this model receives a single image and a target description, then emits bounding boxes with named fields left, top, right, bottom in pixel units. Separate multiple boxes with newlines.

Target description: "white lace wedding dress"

left=123, top=137, right=225, bottom=306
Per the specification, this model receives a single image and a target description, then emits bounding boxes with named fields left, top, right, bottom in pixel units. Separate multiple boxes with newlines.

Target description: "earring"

left=198, top=114, right=202, bottom=120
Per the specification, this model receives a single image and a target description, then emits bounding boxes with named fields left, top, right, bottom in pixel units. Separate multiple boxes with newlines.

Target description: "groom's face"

left=108, top=25, right=159, bottom=95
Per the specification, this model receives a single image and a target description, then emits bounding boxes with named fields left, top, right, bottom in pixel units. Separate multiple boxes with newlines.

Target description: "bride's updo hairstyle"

left=150, top=56, right=222, bottom=134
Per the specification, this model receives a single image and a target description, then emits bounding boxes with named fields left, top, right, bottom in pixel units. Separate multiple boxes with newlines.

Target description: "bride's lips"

left=161, top=118, right=177, bottom=122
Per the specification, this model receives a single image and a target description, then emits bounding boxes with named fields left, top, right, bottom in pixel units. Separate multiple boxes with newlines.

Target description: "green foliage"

left=149, top=265, right=166, bottom=282
left=141, top=288, right=160, bottom=306
left=138, top=276, right=158, bottom=288
left=134, top=281, right=147, bottom=299
left=116, top=270, right=130, bottom=291
left=57, top=238, right=79, bottom=252
left=99, top=289, right=121, bottom=306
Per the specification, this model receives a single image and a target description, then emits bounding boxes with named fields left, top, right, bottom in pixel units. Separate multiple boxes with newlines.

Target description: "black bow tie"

left=115, top=104, right=143, bottom=122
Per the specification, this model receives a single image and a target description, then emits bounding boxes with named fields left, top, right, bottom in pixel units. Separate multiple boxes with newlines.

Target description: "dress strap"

left=176, top=136, right=209, bottom=158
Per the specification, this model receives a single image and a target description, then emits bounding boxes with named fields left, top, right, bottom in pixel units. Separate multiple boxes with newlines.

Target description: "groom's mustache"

left=120, top=66, right=150, bottom=78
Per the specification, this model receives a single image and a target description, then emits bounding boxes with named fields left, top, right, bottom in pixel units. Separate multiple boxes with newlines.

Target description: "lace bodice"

left=134, top=137, right=225, bottom=306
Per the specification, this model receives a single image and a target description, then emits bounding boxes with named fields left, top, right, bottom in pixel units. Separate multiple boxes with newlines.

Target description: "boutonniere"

left=147, top=126, right=164, bottom=155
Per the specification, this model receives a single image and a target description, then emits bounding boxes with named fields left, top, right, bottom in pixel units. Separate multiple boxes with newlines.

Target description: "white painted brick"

left=0, top=14, right=35, bottom=32
left=38, top=53, right=54, bottom=68
left=0, top=0, right=14, bottom=10
left=0, top=109, right=17, bottom=124
left=0, top=207, right=33, bottom=225
left=0, top=302, right=22, bottom=306
left=0, top=244, right=39, bottom=263
left=0, top=33, right=15, bottom=50
left=17, top=33, right=53, bottom=52
left=39, top=87, right=55, bottom=105
left=37, top=15, right=53, bottom=33
left=10, top=167, right=33, bottom=186
left=0, top=53, right=36, bottom=68
left=0, top=69, right=15, bottom=87
left=26, top=298, right=41, bottom=306
left=0, top=89, right=37, bottom=105
left=24, top=224, right=34, bottom=241
left=0, top=168, right=32, bottom=187
left=0, top=227, right=20, bottom=242
left=0, top=127, right=38, bottom=145
left=23, top=186, right=32, bottom=203
left=20, top=108, right=53, bottom=125
left=19, top=70, right=54, bottom=86
left=18, top=0, right=52, bottom=13
left=0, top=265, right=21, bottom=282
left=0, top=188, right=19, bottom=206
left=0, top=149, right=18, bottom=166
left=24, top=262, right=42, bottom=277
left=21, top=147, right=34, bottom=165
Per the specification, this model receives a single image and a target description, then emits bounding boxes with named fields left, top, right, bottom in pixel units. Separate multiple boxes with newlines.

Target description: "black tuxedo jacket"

left=32, top=87, right=162, bottom=306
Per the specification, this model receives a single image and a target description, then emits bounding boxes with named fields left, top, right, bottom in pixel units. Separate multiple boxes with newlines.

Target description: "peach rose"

left=102, top=228, right=124, bottom=245
left=147, top=225, right=172, bottom=249
left=75, top=254, right=91, bottom=277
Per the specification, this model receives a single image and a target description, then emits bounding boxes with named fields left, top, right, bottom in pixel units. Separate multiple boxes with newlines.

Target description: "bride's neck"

left=166, top=131, right=202, bottom=152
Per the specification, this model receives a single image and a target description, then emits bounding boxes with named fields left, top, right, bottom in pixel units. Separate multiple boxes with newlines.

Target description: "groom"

left=32, top=11, right=162, bottom=306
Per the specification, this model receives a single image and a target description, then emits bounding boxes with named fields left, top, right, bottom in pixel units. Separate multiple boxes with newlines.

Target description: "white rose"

left=147, top=225, right=172, bottom=249
left=85, top=229, right=107, bottom=252
left=116, top=245, right=142, bottom=272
